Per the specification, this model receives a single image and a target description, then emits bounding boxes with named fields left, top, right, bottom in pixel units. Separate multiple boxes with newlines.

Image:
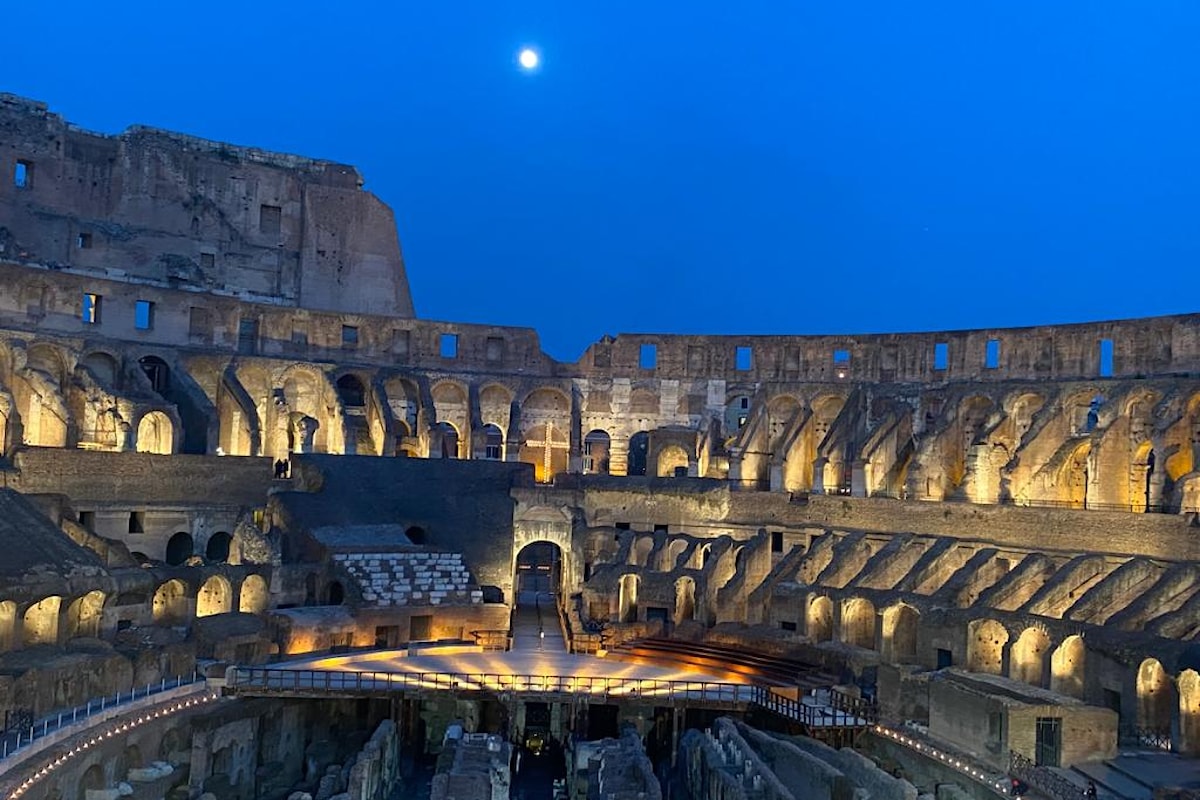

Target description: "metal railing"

left=752, top=688, right=876, bottom=730
left=1009, top=751, right=1085, bottom=800
left=0, top=674, right=199, bottom=761
left=1119, top=724, right=1173, bottom=751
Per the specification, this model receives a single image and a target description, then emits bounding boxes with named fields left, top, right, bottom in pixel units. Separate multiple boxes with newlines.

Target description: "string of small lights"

left=6, top=692, right=220, bottom=800
left=872, top=723, right=1010, bottom=793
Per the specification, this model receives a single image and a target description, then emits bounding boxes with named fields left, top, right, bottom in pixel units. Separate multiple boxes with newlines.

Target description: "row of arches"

left=0, top=574, right=270, bottom=653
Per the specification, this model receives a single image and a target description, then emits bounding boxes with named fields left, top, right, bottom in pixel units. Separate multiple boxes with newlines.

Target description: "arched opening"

left=432, top=421, right=460, bottom=459
left=1050, top=635, right=1087, bottom=698
left=481, top=424, right=505, bottom=460
left=335, top=374, right=367, bottom=408
left=656, top=444, right=690, bottom=478
left=152, top=579, right=188, bottom=624
left=806, top=596, right=833, bottom=642
left=967, top=619, right=1009, bottom=675
left=515, top=541, right=563, bottom=601
left=205, top=531, right=232, bottom=563
left=1010, top=627, right=1051, bottom=687
left=629, top=536, right=655, bottom=567
left=519, top=421, right=569, bottom=482
left=627, top=431, right=649, bottom=476
left=121, top=744, right=143, bottom=777
left=674, top=577, right=696, bottom=624
left=583, top=429, right=611, bottom=474
left=64, top=590, right=106, bottom=640
left=1060, top=443, right=1091, bottom=509
left=1180, top=669, right=1200, bottom=755
left=196, top=575, right=232, bottom=617
left=841, top=598, right=877, bottom=650
left=1137, top=658, right=1174, bottom=735
left=239, top=575, right=269, bottom=614
left=326, top=581, right=345, bottom=605
left=882, top=604, right=919, bottom=663
left=135, top=410, right=174, bottom=454
left=0, top=600, right=16, bottom=652
left=165, top=531, right=193, bottom=566
left=405, top=526, right=427, bottom=545
left=138, top=356, right=170, bottom=396
left=80, top=352, right=119, bottom=388
left=665, top=538, right=690, bottom=571
left=78, top=763, right=105, bottom=800
left=618, top=574, right=639, bottom=623
left=22, top=595, right=61, bottom=646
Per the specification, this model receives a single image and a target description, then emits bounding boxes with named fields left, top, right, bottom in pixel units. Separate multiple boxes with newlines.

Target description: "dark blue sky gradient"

left=7, top=2, right=1199, bottom=360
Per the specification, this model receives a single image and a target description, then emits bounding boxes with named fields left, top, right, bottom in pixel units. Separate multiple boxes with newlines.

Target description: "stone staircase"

left=332, top=551, right=482, bottom=606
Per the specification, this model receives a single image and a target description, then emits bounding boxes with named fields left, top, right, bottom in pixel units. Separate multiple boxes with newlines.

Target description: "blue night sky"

left=7, top=2, right=1199, bottom=361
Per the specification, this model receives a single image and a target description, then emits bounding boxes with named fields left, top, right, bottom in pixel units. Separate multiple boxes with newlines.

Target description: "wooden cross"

left=524, top=421, right=569, bottom=482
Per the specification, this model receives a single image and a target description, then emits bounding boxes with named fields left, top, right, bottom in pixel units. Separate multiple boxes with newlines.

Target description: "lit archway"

left=135, top=410, right=174, bottom=454
left=618, top=574, right=640, bottom=623
left=882, top=604, right=919, bottom=663
left=432, top=421, right=460, bottom=459
left=583, top=429, right=611, bottom=474
left=196, top=575, right=232, bottom=617
left=841, top=598, right=877, bottom=650
left=481, top=424, right=505, bottom=460
left=1010, top=627, right=1051, bottom=687
left=239, top=575, right=268, bottom=615
left=22, top=595, right=61, bottom=646
left=64, top=590, right=106, bottom=640
left=1180, top=669, right=1200, bottom=755
left=1136, top=657, right=1174, bottom=735
left=967, top=619, right=1008, bottom=675
left=674, top=577, right=696, bottom=624
left=1050, top=635, right=1087, bottom=698
left=152, top=579, right=188, bottom=624
left=806, top=596, right=833, bottom=642
left=656, top=444, right=690, bottom=477
left=0, top=600, right=15, bottom=652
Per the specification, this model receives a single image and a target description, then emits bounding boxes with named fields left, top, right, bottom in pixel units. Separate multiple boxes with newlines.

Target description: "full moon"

left=518, top=48, right=539, bottom=70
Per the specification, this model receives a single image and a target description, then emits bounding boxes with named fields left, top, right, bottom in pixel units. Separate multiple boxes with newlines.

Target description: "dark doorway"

left=936, top=648, right=953, bottom=669
left=1035, top=716, right=1062, bottom=767
left=410, top=614, right=432, bottom=641
left=628, top=432, right=649, bottom=476
left=165, top=531, right=193, bottom=566
left=205, top=531, right=231, bottom=563
left=586, top=704, right=620, bottom=740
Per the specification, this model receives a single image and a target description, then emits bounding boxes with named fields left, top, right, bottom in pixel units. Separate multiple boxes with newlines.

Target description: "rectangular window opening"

left=771, top=530, right=784, bottom=553
left=259, top=204, right=282, bottom=236
left=986, top=338, right=1001, bottom=369
left=780, top=620, right=797, bottom=632
left=14, top=160, right=31, bottom=189
left=79, top=511, right=95, bottom=530
left=440, top=333, right=459, bottom=358
left=341, top=325, right=359, bottom=348
left=833, top=349, right=851, bottom=364
left=1099, top=338, right=1114, bottom=377
left=934, top=342, right=949, bottom=371
left=81, top=293, right=101, bottom=325
left=615, top=522, right=631, bottom=531
left=486, top=336, right=504, bottom=362
left=735, top=346, right=753, bottom=371
left=639, top=343, right=657, bottom=369
left=128, top=512, right=145, bottom=534
left=199, top=252, right=215, bottom=269
left=189, top=307, right=211, bottom=338
left=77, top=232, right=93, bottom=250
left=135, top=300, right=154, bottom=331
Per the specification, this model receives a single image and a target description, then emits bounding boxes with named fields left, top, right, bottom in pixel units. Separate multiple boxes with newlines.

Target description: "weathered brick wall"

left=9, top=448, right=274, bottom=506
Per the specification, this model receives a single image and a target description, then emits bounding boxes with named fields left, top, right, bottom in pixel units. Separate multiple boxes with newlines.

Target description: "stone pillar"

left=608, top=438, right=629, bottom=476
left=812, top=456, right=828, bottom=494
left=769, top=463, right=783, bottom=492
left=851, top=459, right=868, bottom=497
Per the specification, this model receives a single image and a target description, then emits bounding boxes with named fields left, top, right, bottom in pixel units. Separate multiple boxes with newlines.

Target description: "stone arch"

left=1050, top=635, right=1087, bottom=698
left=165, top=531, right=193, bottom=566
left=405, top=526, right=427, bottom=545
left=335, top=374, right=367, bottom=408
left=767, top=394, right=802, bottom=449
left=78, top=763, right=105, bottom=800
left=674, top=577, right=696, bottom=624
left=431, top=420, right=460, bottom=459
left=806, top=595, right=834, bottom=642
left=0, top=600, right=15, bottom=651
left=1009, top=626, right=1051, bottom=687
left=22, top=595, right=61, bottom=646
left=480, top=423, right=505, bottom=460
left=79, top=351, right=119, bottom=388
left=967, top=619, right=1008, bottom=675
left=152, top=579, right=188, bottom=624
left=627, top=431, right=650, bottom=476
left=121, top=744, right=143, bottom=774
left=583, top=429, right=611, bottom=474
left=64, top=590, right=106, bottom=640
left=1136, top=657, right=1174, bottom=734
left=135, top=410, right=174, bottom=454
left=239, top=574, right=269, bottom=614
left=841, top=597, right=877, bottom=650
left=196, top=575, right=233, bottom=617
left=205, top=531, right=232, bottom=563
left=1060, top=442, right=1092, bottom=508
left=656, top=444, right=690, bottom=477
left=280, top=365, right=335, bottom=454
left=27, top=342, right=70, bottom=387
left=783, top=394, right=846, bottom=492
left=881, top=603, right=919, bottom=663
left=665, top=538, right=690, bottom=571
left=618, top=573, right=639, bottom=623
left=1180, top=669, right=1200, bottom=755
left=326, top=581, right=345, bottom=605
left=629, top=535, right=655, bottom=567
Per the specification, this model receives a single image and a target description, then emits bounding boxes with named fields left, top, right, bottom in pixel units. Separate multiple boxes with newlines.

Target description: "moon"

left=518, top=48, right=539, bottom=70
